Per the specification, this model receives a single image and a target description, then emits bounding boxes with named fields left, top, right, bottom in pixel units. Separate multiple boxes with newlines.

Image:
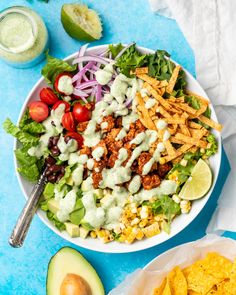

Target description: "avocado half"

left=46, top=247, right=105, bottom=295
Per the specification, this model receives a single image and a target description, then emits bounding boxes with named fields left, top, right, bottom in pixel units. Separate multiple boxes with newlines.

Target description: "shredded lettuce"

left=150, top=195, right=181, bottom=233
left=205, top=134, right=218, bottom=157
left=41, top=52, right=77, bottom=84
left=185, top=95, right=201, bottom=110
left=168, top=159, right=195, bottom=185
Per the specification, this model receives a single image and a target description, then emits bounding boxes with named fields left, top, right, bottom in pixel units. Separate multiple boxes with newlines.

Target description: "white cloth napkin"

left=149, top=0, right=236, bottom=233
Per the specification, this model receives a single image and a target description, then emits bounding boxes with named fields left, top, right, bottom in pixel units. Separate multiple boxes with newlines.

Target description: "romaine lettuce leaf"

left=109, top=43, right=124, bottom=58
left=41, top=52, right=77, bottom=84
left=47, top=211, right=65, bottom=231
left=43, top=182, right=55, bottom=199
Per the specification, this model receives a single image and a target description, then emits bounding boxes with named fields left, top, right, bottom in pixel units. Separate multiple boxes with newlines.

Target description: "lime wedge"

left=61, top=4, right=102, bottom=41
left=179, top=159, right=212, bottom=200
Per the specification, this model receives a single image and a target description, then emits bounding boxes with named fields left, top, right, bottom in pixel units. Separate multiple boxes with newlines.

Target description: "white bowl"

left=14, top=45, right=222, bottom=253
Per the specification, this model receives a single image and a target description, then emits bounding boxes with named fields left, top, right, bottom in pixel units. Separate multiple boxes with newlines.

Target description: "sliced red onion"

left=72, top=61, right=95, bottom=83
left=115, top=42, right=135, bottom=60
left=76, top=80, right=98, bottom=90
left=96, top=84, right=102, bottom=102
left=78, top=44, right=89, bottom=70
left=72, top=55, right=114, bottom=65
left=73, top=88, right=89, bottom=97
left=125, top=97, right=133, bottom=107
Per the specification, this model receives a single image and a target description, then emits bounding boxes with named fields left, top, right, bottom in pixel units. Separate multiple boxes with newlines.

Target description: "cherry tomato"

left=73, top=103, right=91, bottom=122
left=52, top=101, right=70, bottom=112
left=29, top=101, right=49, bottom=123
left=62, top=112, right=76, bottom=131
left=40, top=87, right=59, bottom=105
left=65, top=132, right=84, bottom=149
left=54, top=72, right=73, bottom=95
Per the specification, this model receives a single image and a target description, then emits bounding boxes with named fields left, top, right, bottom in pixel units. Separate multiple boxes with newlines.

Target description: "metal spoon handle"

left=9, top=170, right=47, bottom=248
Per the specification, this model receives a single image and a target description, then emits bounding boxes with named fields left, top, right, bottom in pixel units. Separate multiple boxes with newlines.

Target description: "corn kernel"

left=159, top=158, right=166, bottom=165
left=136, top=229, right=144, bottom=240
left=90, top=231, right=97, bottom=239
left=139, top=219, right=148, bottom=228
left=143, top=222, right=160, bottom=238
left=131, top=217, right=140, bottom=226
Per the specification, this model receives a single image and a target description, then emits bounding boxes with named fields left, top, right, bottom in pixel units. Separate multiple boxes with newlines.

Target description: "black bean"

left=45, top=169, right=52, bottom=177
left=48, top=137, right=54, bottom=149
left=52, top=135, right=60, bottom=146
left=47, top=174, right=57, bottom=183
left=51, top=146, right=60, bottom=156
left=45, top=155, right=56, bottom=166
left=48, top=164, right=63, bottom=173
left=56, top=173, right=64, bottom=182
left=60, top=166, right=65, bottom=174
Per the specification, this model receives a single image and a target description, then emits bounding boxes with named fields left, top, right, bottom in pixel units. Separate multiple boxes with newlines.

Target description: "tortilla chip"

left=168, top=125, right=178, bottom=135
left=188, top=291, right=201, bottom=295
left=159, top=80, right=168, bottom=87
left=167, top=266, right=188, bottom=295
left=175, top=133, right=208, bottom=148
left=189, top=128, right=207, bottom=139
left=159, top=87, right=166, bottom=96
left=166, top=65, right=181, bottom=94
left=153, top=278, right=167, bottom=295
left=187, top=146, right=198, bottom=153
left=162, top=280, right=172, bottom=295
left=198, top=115, right=223, bottom=131
left=136, top=92, right=156, bottom=130
left=164, top=140, right=176, bottom=156
left=138, top=74, right=160, bottom=88
left=195, top=102, right=208, bottom=117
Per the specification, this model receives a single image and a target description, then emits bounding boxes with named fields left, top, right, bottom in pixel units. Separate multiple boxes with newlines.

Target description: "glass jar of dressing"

left=0, top=6, right=49, bottom=68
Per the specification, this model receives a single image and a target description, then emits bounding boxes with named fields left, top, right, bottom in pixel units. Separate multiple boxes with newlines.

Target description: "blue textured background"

left=0, top=1, right=234, bottom=294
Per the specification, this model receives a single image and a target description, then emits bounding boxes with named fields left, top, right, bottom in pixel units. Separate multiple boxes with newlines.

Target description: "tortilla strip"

left=138, top=74, right=160, bottom=88
left=189, top=128, right=209, bottom=138
left=188, top=121, right=202, bottom=129
left=187, top=146, right=198, bottom=153
left=170, top=137, right=185, bottom=144
left=166, top=117, right=186, bottom=125
left=198, top=115, right=223, bottom=131
left=166, top=65, right=181, bottom=94
left=134, top=67, right=148, bottom=75
left=159, top=87, right=166, bottom=96
left=180, top=124, right=191, bottom=136
left=164, top=140, right=176, bottom=156
left=169, top=102, right=197, bottom=115
left=164, top=144, right=193, bottom=162
left=136, top=93, right=156, bottom=130
left=157, top=105, right=171, bottom=118
left=175, top=132, right=208, bottom=148
left=194, top=102, right=208, bottom=117
left=144, top=83, right=178, bottom=113
left=185, top=90, right=210, bottom=105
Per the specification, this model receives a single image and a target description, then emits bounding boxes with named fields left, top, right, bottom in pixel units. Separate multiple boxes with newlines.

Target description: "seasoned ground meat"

left=135, top=119, right=146, bottom=132
left=79, top=146, right=91, bottom=156
left=157, top=162, right=172, bottom=178
left=92, top=172, right=103, bottom=188
left=136, top=152, right=157, bottom=175
left=84, top=102, right=95, bottom=111
left=106, top=140, right=123, bottom=153
left=93, top=159, right=106, bottom=172
left=104, top=128, right=121, bottom=145
left=107, top=153, right=118, bottom=168
left=77, top=121, right=88, bottom=133
left=115, top=116, right=123, bottom=128
left=123, top=128, right=136, bottom=142
left=141, top=174, right=161, bottom=190
left=101, top=115, right=115, bottom=132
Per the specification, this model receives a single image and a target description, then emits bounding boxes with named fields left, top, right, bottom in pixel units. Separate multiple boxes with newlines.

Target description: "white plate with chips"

left=15, top=45, right=222, bottom=253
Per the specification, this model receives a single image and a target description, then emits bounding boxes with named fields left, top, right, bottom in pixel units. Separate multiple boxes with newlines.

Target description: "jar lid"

left=0, top=7, right=38, bottom=54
